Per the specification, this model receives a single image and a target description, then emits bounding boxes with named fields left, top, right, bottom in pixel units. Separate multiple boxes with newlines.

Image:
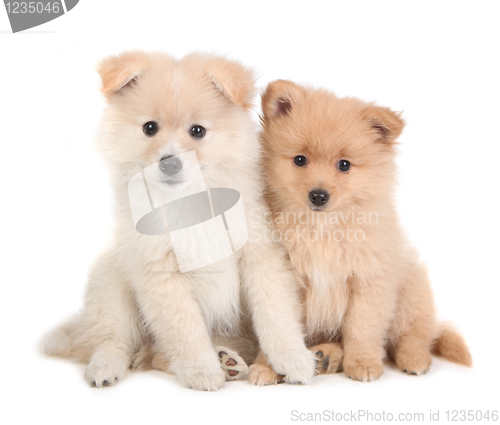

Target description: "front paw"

left=343, top=358, right=384, bottom=382
left=177, top=367, right=225, bottom=391
left=174, top=356, right=226, bottom=391
left=272, top=349, right=316, bottom=385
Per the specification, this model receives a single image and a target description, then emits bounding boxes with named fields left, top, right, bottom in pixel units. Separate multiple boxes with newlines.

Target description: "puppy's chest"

left=283, top=235, right=353, bottom=338
left=301, top=263, right=351, bottom=339
left=190, top=257, right=242, bottom=335
left=140, top=236, right=242, bottom=334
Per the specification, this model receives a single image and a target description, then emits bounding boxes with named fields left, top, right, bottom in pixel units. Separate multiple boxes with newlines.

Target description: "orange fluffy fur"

left=249, top=80, right=472, bottom=384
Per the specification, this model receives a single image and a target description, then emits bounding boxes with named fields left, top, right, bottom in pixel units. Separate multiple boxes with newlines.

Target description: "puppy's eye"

left=294, top=155, right=307, bottom=167
left=190, top=125, right=206, bottom=139
left=143, top=121, right=158, bottom=136
left=337, top=159, right=351, bottom=172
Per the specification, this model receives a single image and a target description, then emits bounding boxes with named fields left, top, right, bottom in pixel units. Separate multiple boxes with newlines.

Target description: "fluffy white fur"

left=42, top=51, right=315, bottom=390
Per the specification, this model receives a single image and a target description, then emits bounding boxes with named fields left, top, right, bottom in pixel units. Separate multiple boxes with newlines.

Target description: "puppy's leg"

left=308, top=342, right=343, bottom=375
left=134, top=271, right=225, bottom=391
left=248, top=350, right=284, bottom=386
left=216, top=346, right=249, bottom=381
left=342, top=275, right=397, bottom=382
left=389, top=263, right=435, bottom=375
left=82, top=262, right=142, bottom=386
left=392, top=334, right=433, bottom=376
left=240, top=205, right=315, bottom=385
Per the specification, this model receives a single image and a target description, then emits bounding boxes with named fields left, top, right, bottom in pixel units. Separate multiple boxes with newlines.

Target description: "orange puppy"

left=249, top=80, right=472, bottom=383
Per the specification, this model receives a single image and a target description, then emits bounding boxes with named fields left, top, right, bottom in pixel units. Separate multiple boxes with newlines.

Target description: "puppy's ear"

left=261, top=80, right=302, bottom=120
left=207, top=57, right=256, bottom=108
left=362, top=105, right=405, bottom=143
left=98, top=51, right=149, bottom=100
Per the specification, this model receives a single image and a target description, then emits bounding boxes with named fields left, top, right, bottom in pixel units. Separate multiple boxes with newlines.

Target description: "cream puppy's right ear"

left=261, top=80, right=304, bottom=121
left=98, top=51, right=150, bottom=100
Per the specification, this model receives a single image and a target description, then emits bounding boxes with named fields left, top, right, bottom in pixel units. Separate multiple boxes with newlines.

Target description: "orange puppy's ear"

left=362, top=105, right=405, bottom=143
left=98, top=51, right=150, bottom=100
left=261, top=80, right=303, bottom=121
left=207, top=57, right=256, bottom=108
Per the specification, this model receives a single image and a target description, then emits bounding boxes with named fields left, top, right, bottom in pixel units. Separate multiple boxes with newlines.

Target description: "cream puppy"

left=42, top=53, right=315, bottom=390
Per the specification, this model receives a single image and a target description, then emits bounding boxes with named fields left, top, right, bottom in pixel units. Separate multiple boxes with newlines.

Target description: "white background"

left=1, top=1, right=499, bottom=424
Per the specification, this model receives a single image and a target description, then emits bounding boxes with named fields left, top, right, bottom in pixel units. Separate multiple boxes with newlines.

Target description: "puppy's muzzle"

left=159, top=155, right=183, bottom=176
left=309, top=189, right=329, bottom=207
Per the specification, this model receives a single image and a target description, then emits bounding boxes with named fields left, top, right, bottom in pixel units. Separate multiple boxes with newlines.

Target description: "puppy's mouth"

left=160, top=179, right=185, bottom=186
left=308, top=205, right=327, bottom=212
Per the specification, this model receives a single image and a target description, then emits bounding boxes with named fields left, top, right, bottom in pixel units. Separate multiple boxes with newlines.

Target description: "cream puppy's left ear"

left=207, top=57, right=256, bottom=108
left=98, top=51, right=150, bottom=100
left=362, top=105, right=405, bottom=143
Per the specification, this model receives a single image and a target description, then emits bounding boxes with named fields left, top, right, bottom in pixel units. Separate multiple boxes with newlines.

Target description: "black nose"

left=309, top=189, right=329, bottom=207
left=159, top=155, right=182, bottom=176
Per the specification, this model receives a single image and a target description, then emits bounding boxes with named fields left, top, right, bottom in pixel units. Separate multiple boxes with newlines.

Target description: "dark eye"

left=190, top=125, right=206, bottom=139
left=337, top=159, right=351, bottom=172
left=143, top=121, right=158, bottom=136
left=294, top=155, right=307, bottom=167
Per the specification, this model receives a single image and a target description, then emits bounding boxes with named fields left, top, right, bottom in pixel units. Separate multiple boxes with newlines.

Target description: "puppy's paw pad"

left=308, top=344, right=343, bottom=375
left=343, top=359, right=383, bottom=382
left=248, top=364, right=284, bottom=386
left=309, top=342, right=344, bottom=375
left=314, top=351, right=330, bottom=375
left=216, top=347, right=248, bottom=381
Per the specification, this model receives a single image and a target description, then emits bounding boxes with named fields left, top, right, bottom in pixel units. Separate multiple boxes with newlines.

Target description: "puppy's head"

left=260, top=80, right=404, bottom=213
left=97, top=51, right=256, bottom=186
